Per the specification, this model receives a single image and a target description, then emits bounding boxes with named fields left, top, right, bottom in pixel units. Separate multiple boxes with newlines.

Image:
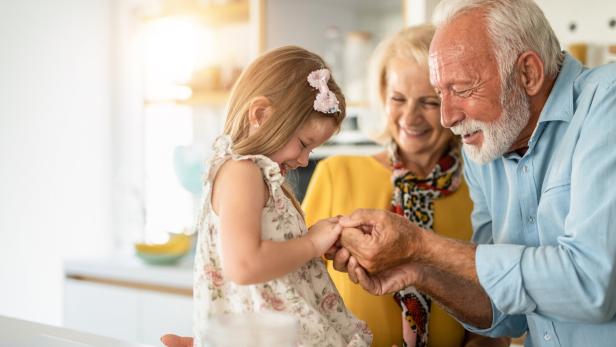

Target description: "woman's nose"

left=400, top=101, right=420, bottom=123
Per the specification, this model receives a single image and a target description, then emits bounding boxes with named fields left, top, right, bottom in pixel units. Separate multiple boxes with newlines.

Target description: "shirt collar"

left=537, top=52, right=584, bottom=124
left=504, top=53, right=583, bottom=161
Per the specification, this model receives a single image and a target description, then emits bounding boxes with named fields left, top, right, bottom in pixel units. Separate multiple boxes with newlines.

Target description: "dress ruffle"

left=207, top=135, right=286, bottom=214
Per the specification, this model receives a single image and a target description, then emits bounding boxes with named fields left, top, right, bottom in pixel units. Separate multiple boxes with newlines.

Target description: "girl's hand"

left=306, top=217, right=342, bottom=257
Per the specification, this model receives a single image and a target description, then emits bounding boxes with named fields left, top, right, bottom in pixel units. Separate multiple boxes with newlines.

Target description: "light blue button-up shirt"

left=461, top=54, right=616, bottom=347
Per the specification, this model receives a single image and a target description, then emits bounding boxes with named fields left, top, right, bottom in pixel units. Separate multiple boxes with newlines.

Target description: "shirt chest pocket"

left=537, top=180, right=571, bottom=245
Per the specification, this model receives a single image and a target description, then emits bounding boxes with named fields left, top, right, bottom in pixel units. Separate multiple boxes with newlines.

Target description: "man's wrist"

left=408, top=225, right=431, bottom=263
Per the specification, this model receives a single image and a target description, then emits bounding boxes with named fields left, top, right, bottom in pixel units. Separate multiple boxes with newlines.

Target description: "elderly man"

left=336, top=0, right=616, bottom=346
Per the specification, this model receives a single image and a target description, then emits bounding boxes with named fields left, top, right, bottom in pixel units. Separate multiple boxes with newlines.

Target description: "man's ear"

left=516, top=50, right=545, bottom=97
left=248, top=96, right=273, bottom=129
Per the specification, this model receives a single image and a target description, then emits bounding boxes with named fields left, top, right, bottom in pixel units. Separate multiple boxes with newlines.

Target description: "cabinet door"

left=140, top=291, right=193, bottom=345
left=64, top=279, right=140, bottom=342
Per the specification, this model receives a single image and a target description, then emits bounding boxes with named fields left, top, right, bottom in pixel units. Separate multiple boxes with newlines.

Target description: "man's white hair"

left=432, top=0, right=563, bottom=85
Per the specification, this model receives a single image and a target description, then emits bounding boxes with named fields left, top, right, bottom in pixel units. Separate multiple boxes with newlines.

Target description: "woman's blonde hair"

left=367, top=24, right=435, bottom=143
left=223, top=45, right=346, bottom=212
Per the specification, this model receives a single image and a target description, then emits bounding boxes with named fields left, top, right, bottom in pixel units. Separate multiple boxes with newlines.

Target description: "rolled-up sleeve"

left=462, top=295, right=528, bottom=338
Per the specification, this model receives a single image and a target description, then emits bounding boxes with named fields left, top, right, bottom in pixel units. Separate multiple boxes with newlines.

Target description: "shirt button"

left=522, top=165, right=529, bottom=173
left=544, top=332, right=551, bottom=341
left=529, top=216, right=536, bottom=224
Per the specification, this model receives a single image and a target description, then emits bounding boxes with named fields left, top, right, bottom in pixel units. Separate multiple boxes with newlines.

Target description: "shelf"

left=191, top=1, right=250, bottom=25
left=143, top=0, right=250, bottom=26
left=311, top=144, right=383, bottom=159
left=179, top=90, right=230, bottom=106
left=347, top=100, right=370, bottom=108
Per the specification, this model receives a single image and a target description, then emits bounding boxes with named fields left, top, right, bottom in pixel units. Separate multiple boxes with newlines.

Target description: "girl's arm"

left=212, top=159, right=340, bottom=285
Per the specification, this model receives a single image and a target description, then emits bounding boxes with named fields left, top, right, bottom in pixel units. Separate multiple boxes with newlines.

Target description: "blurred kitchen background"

left=0, top=0, right=615, bottom=345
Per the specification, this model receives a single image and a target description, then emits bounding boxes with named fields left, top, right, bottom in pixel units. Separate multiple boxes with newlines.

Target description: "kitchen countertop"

left=63, top=256, right=526, bottom=346
left=0, top=315, right=155, bottom=347
left=64, top=253, right=192, bottom=290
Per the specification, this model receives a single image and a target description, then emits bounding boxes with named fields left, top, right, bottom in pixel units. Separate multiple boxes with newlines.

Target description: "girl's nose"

left=297, top=151, right=310, bottom=167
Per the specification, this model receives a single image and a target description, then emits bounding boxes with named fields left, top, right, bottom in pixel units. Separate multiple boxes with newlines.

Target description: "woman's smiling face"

left=385, top=57, right=453, bottom=159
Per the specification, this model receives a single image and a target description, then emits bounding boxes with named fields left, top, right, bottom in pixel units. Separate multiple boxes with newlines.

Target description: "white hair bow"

left=307, top=68, right=340, bottom=114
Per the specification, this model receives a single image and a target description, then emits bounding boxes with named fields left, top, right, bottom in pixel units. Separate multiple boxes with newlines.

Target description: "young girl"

left=193, top=46, right=372, bottom=347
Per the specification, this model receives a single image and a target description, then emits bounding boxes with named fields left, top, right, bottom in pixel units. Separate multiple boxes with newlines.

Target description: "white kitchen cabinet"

left=64, top=279, right=141, bottom=342
left=63, top=257, right=193, bottom=345
left=141, top=290, right=193, bottom=346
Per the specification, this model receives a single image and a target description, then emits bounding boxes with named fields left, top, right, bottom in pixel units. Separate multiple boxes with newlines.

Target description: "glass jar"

left=197, top=311, right=298, bottom=347
left=343, top=31, right=373, bottom=103
left=323, top=25, right=344, bottom=84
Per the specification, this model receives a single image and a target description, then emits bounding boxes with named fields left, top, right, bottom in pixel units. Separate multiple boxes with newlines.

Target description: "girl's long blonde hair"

left=223, top=46, right=346, bottom=212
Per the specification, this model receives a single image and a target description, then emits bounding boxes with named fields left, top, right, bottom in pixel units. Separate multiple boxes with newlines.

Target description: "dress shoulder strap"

left=196, top=135, right=288, bottom=230
left=206, top=135, right=285, bottom=187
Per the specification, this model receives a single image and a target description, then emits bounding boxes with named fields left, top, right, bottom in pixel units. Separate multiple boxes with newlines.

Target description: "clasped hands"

left=161, top=209, right=425, bottom=347
left=319, top=209, right=426, bottom=296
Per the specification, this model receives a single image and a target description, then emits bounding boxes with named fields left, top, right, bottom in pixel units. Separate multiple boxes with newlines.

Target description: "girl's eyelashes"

left=300, top=139, right=314, bottom=155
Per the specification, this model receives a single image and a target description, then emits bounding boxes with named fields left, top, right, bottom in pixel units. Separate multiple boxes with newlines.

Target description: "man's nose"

left=440, top=95, right=464, bottom=128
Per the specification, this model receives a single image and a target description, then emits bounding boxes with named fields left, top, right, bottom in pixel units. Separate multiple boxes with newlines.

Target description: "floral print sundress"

left=193, top=135, right=372, bottom=347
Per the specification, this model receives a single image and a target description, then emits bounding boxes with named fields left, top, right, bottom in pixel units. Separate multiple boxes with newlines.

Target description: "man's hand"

left=160, top=334, right=193, bottom=347
left=339, top=209, right=425, bottom=273
left=348, top=255, right=421, bottom=295
left=325, top=246, right=352, bottom=272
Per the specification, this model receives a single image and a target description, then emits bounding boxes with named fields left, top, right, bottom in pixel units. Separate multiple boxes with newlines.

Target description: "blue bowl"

left=135, top=251, right=187, bottom=266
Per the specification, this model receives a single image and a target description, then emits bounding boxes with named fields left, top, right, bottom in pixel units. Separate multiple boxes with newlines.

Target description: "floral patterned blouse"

left=193, top=135, right=372, bottom=347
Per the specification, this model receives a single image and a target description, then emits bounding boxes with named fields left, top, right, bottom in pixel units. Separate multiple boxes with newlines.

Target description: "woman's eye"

left=299, top=140, right=307, bottom=148
left=423, top=100, right=441, bottom=108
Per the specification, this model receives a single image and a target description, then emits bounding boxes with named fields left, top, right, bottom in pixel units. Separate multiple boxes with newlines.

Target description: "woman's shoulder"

left=310, top=154, right=391, bottom=193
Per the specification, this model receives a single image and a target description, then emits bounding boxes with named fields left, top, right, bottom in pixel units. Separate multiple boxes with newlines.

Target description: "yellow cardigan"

left=302, top=155, right=474, bottom=347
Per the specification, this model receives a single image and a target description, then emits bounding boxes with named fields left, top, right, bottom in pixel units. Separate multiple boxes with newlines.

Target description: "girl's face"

left=270, top=116, right=337, bottom=175
left=385, top=57, right=453, bottom=158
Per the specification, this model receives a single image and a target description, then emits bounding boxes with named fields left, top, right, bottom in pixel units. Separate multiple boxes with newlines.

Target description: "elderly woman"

left=302, top=25, right=508, bottom=347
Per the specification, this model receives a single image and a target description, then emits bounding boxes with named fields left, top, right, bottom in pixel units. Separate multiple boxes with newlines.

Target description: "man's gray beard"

left=452, top=70, right=532, bottom=165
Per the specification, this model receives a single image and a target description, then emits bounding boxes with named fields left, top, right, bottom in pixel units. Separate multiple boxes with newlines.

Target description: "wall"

left=536, top=0, right=616, bottom=66
left=415, top=0, right=616, bottom=66
left=266, top=0, right=356, bottom=55
left=0, top=0, right=114, bottom=325
left=110, top=0, right=147, bottom=248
